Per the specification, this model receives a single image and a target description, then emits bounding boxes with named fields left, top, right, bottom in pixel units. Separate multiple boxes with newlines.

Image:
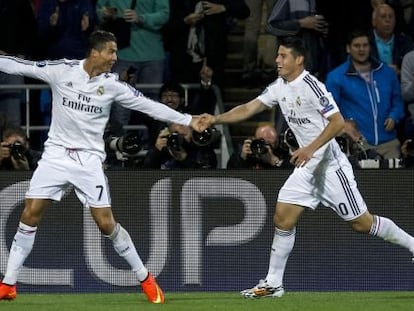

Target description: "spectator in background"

left=96, top=0, right=170, bottom=126
left=0, top=0, right=38, bottom=126
left=227, top=124, right=292, bottom=169
left=241, top=0, right=277, bottom=88
left=266, top=0, right=329, bottom=80
left=401, top=49, right=414, bottom=139
left=371, top=0, right=409, bottom=34
left=142, top=123, right=218, bottom=169
left=37, top=0, right=96, bottom=60
left=326, top=29, right=405, bottom=159
left=164, top=0, right=250, bottom=89
left=369, top=3, right=414, bottom=76
left=0, top=126, right=41, bottom=171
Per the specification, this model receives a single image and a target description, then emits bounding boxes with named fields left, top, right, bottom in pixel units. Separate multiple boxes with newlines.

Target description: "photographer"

left=142, top=123, right=218, bottom=169
left=0, top=126, right=41, bottom=171
left=227, top=125, right=293, bottom=169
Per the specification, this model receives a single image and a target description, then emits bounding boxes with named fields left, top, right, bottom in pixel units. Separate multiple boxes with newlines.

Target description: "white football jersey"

left=258, top=70, right=348, bottom=172
left=0, top=56, right=192, bottom=160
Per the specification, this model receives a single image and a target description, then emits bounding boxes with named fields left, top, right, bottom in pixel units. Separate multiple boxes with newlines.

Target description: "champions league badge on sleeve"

left=319, top=96, right=334, bottom=114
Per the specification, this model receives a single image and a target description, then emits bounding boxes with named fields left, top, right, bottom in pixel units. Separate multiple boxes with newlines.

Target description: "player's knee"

left=349, top=214, right=373, bottom=233
left=273, top=213, right=295, bottom=230
left=20, top=206, right=43, bottom=227
left=96, top=219, right=116, bottom=235
left=350, top=222, right=370, bottom=233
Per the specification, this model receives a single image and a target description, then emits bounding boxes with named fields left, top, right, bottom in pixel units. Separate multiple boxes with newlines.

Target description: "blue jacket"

left=326, top=57, right=404, bottom=145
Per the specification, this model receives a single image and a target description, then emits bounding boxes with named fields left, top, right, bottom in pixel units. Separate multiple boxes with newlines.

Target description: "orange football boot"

left=140, top=273, right=164, bottom=304
left=0, top=282, right=16, bottom=300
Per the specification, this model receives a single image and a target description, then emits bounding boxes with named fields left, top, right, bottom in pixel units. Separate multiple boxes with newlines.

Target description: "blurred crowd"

left=1, top=0, right=414, bottom=169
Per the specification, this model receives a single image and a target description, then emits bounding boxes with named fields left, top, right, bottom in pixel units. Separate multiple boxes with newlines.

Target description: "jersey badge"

left=296, top=96, right=301, bottom=106
left=97, top=86, right=104, bottom=96
left=65, top=82, right=73, bottom=88
left=319, top=96, right=334, bottom=114
left=319, top=96, right=330, bottom=107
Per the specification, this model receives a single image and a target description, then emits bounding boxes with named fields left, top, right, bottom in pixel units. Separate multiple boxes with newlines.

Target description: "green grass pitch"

left=1, top=291, right=414, bottom=311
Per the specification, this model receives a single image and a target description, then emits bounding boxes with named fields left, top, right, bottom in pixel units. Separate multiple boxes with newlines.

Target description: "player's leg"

left=323, top=165, right=414, bottom=259
left=0, top=198, right=52, bottom=300
left=349, top=210, right=414, bottom=257
left=89, top=207, right=149, bottom=280
left=242, top=202, right=303, bottom=298
left=89, top=207, right=164, bottom=303
left=242, top=169, right=313, bottom=298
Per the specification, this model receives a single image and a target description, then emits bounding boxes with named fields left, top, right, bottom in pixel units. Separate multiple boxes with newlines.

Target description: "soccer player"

left=0, top=30, right=201, bottom=303
left=198, top=36, right=414, bottom=298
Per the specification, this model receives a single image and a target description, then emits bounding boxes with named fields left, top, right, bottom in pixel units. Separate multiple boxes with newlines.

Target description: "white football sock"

left=106, top=223, right=148, bottom=281
left=265, top=227, right=296, bottom=287
left=370, top=215, right=414, bottom=252
left=2, top=222, right=37, bottom=285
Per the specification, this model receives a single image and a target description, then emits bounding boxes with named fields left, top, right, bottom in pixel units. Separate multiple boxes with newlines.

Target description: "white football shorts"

left=26, top=144, right=111, bottom=208
left=278, top=161, right=367, bottom=221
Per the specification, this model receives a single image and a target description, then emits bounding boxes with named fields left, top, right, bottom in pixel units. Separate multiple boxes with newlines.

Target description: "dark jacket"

left=0, top=0, right=38, bottom=57
left=369, top=29, right=414, bottom=72
left=37, top=0, right=96, bottom=59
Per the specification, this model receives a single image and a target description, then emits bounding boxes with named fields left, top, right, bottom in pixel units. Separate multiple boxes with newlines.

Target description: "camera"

left=109, top=132, right=142, bottom=155
left=279, top=128, right=299, bottom=152
left=192, top=127, right=221, bottom=147
left=250, top=138, right=269, bottom=157
left=7, top=142, right=26, bottom=160
left=166, top=132, right=185, bottom=152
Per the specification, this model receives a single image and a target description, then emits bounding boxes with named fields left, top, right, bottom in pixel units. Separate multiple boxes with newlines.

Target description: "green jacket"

left=96, top=0, right=169, bottom=61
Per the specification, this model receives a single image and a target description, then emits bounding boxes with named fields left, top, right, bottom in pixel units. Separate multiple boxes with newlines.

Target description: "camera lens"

left=109, top=133, right=142, bottom=155
left=10, top=142, right=26, bottom=160
left=192, top=127, right=221, bottom=147
left=167, top=132, right=184, bottom=151
left=283, top=128, right=299, bottom=151
left=250, top=139, right=268, bottom=156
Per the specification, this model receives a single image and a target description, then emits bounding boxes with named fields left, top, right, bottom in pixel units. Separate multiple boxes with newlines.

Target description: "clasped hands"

left=190, top=113, right=216, bottom=133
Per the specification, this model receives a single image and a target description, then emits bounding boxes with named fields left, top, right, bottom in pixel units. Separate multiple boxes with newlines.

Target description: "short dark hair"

left=278, top=36, right=307, bottom=62
left=87, top=30, right=116, bottom=55
left=346, top=29, right=370, bottom=45
left=2, top=125, right=27, bottom=141
left=278, top=36, right=309, bottom=66
left=159, top=81, right=185, bottom=99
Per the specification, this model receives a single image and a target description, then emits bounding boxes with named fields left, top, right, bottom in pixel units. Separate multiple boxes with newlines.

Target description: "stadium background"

left=0, top=170, right=413, bottom=293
